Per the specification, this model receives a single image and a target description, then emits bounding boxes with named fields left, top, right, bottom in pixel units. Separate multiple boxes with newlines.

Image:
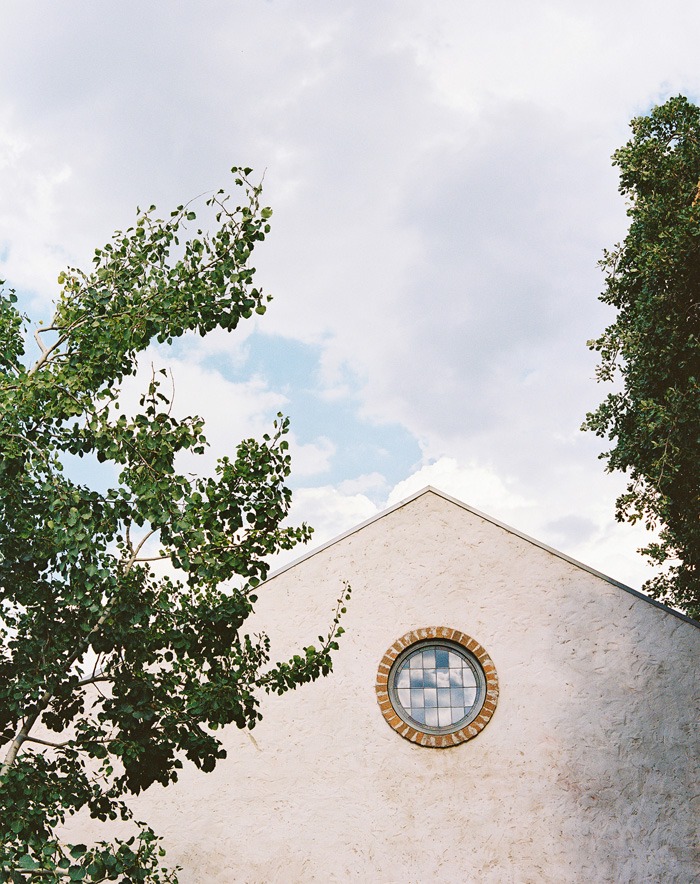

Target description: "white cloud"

left=1, top=0, right=693, bottom=602
left=387, top=457, right=531, bottom=516
left=276, top=456, right=654, bottom=593
left=288, top=435, right=335, bottom=478
left=339, top=472, right=387, bottom=496
left=0, top=110, right=75, bottom=304
left=289, top=485, right=377, bottom=544
left=270, top=483, right=378, bottom=571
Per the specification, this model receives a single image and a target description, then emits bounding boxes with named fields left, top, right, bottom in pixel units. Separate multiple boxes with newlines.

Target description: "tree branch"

left=1, top=708, right=43, bottom=778
left=33, top=326, right=49, bottom=356
left=22, top=735, right=72, bottom=750
left=1, top=525, right=161, bottom=777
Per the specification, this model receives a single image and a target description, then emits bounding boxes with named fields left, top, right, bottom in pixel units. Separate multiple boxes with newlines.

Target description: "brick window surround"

left=376, top=627, right=499, bottom=748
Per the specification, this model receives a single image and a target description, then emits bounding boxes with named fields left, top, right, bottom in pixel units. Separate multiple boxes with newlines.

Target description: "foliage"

left=584, top=96, right=700, bottom=620
left=0, top=169, right=350, bottom=881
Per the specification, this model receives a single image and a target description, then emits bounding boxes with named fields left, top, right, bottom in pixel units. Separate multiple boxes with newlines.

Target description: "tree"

left=584, top=96, right=700, bottom=621
left=0, top=169, right=350, bottom=881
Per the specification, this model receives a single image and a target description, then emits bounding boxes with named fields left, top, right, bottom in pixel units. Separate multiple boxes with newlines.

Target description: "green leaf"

left=17, top=856, right=41, bottom=870
left=0, top=166, right=350, bottom=876
left=584, top=95, right=700, bottom=619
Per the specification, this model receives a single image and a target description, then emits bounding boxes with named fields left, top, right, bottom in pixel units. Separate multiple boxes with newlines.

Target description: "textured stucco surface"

left=78, top=491, right=700, bottom=882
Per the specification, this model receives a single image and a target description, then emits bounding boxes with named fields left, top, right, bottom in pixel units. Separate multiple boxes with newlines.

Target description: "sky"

left=1, top=0, right=699, bottom=592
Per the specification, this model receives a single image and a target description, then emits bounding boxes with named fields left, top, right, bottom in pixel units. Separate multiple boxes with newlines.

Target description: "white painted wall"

left=103, top=490, right=700, bottom=882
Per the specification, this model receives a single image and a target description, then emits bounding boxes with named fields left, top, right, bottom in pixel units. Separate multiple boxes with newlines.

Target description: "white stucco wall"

left=101, top=490, right=700, bottom=882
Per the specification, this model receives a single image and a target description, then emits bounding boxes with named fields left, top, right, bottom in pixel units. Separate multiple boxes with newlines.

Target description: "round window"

left=376, top=627, right=498, bottom=748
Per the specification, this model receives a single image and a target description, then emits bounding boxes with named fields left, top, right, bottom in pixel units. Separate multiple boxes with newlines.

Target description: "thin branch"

left=90, top=651, right=103, bottom=681
left=655, top=415, right=678, bottom=489
left=1, top=707, right=43, bottom=777
left=76, top=673, right=110, bottom=688
left=92, top=679, right=110, bottom=702
left=33, top=326, right=49, bottom=356
left=29, top=327, right=76, bottom=375
left=127, top=527, right=159, bottom=568
left=23, top=735, right=72, bottom=750
left=167, top=367, right=175, bottom=417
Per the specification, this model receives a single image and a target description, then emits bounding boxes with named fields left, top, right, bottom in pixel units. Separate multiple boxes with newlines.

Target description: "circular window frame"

left=376, top=627, right=498, bottom=748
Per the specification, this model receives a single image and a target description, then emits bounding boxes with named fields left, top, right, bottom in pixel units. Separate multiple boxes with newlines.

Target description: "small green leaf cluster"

left=0, top=170, right=348, bottom=880
left=584, top=96, right=700, bottom=619
left=260, top=582, right=352, bottom=694
left=0, top=828, right=179, bottom=883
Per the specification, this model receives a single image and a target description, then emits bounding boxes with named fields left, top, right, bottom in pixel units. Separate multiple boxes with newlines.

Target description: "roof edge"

left=266, top=486, right=699, bottom=629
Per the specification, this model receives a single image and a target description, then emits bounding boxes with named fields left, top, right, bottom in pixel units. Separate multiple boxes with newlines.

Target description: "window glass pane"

left=424, top=688, right=438, bottom=707
left=425, top=708, right=439, bottom=727
left=395, top=668, right=410, bottom=688
left=390, top=640, right=487, bottom=735
left=449, top=688, right=466, bottom=708
left=461, top=666, right=477, bottom=688
left=410, top=688, right=425, bottom=708
left=410, top=669, right=424, bottom=687
left=411, top=707, right=426, bottom=725
left=435, top=648, right=450, bottom=668
left=437, top=706, right=452, bottom=727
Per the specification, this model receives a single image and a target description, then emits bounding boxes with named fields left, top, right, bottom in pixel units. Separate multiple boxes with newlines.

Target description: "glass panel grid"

left=392, top=645, right=480, bottom=729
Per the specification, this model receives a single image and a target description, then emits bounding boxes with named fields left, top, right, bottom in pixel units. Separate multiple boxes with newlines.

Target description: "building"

left=123, top=487, right=700, bottom=882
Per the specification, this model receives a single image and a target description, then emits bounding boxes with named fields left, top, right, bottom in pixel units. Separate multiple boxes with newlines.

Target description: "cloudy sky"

left=2, top=0, right=699, bottom=591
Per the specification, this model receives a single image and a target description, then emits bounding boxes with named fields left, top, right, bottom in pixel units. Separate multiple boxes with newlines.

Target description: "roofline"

left=267, top=486, right=699, bottom=629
